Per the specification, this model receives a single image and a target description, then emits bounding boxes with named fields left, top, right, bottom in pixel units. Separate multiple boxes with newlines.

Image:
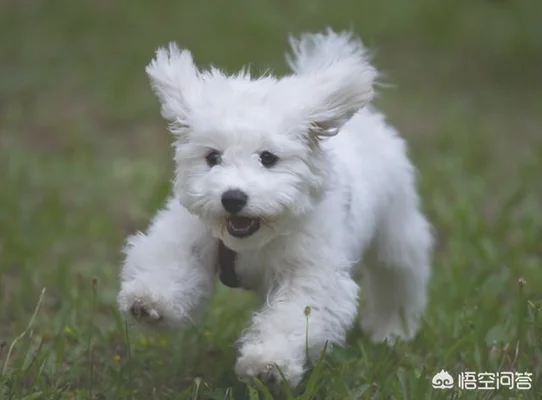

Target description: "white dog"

left=117, top=29, right=432, bottom=388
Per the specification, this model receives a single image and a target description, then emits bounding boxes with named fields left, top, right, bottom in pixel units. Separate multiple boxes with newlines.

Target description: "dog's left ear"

left=303, top=64, right=376, bottom=138
left=284, top=30, right=378, bottom=138
left=146, top=43, right=200, bottom=131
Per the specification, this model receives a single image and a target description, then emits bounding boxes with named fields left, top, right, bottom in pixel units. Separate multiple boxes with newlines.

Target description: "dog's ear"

left=285, top=30, right=378, bottom=138
left=146, top=43, right=200, bottom=130
left=304, top=65, right=376, bottom=138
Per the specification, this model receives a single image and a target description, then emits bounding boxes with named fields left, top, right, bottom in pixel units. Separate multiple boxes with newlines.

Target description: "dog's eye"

left=205, top=150, right=222, bottom=167
left=259, top=151, right=279, bottom=168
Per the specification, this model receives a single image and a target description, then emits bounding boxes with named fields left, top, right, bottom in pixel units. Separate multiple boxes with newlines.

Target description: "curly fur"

left=117, top=29, right=433, bottom=388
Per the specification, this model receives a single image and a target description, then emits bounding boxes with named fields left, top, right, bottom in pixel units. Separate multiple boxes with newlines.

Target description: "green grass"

left=1, top=0, right=541, bottom=398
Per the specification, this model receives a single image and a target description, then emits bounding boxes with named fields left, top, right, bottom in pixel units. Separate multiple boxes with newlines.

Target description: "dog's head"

left=146, top=30, right=377, bottom=250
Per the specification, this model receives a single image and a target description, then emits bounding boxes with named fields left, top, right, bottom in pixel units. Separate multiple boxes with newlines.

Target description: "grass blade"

left=2, top=288, right=46, bottom=375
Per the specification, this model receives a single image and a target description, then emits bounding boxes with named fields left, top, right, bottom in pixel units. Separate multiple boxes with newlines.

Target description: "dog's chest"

left=229, top=249, right=270, bottom=292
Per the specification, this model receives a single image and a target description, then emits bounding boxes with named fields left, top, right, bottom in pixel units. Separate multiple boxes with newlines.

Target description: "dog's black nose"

left=221, top=189, right=248, bottom=214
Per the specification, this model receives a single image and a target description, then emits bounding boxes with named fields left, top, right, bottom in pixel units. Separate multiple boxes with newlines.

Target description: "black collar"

left=217, top=240, right=240, bottom=288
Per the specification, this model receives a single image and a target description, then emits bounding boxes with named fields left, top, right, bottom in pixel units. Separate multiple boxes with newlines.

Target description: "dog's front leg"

left=235, top=264, right=359, bottom=388
left=117, top=198, right=216, bottom=330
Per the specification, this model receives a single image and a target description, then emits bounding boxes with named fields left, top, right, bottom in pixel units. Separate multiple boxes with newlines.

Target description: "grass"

left=1, top=0, right=541, bottom=398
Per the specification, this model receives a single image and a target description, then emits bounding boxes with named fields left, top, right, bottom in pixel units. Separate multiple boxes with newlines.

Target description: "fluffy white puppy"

left=117, top=29, right=433, bottom=388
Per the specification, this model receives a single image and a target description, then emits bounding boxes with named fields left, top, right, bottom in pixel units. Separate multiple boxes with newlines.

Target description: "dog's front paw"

left=128, top=296, right=163, bottom=325
left=117, top=280, right=186, bottom=330
left=118, top=286, right=165, bottom=328
left=361, top=309, right=420, bottom=344
left=235, top=345, right=305, bottom=389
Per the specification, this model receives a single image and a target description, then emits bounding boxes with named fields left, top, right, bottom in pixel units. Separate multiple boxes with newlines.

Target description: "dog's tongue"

left=229, top=216, right=254, bottom=230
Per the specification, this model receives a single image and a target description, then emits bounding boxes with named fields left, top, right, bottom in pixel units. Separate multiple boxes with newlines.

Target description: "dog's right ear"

left=146, top=43, right=200, bottom=130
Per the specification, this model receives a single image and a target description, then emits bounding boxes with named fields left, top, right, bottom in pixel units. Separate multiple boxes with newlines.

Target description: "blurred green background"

left=1, top=0, right=541, bottom=399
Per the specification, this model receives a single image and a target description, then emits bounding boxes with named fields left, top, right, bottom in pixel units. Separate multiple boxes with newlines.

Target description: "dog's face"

left=146, top=40, right=375, bottom=250
left=170, top=93, right=328, bottom=251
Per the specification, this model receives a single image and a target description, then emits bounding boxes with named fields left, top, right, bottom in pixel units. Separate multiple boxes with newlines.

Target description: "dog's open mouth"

left=226, top=216, right=261, bottom=238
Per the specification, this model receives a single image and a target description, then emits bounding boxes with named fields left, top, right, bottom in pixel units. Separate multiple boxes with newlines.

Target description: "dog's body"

left=117, top=30, right=432, bottom=387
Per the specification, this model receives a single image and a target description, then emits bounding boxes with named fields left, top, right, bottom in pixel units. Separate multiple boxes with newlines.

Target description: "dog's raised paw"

left=117, top=285, right=167, bottom=328
left=129, top=297, right=163, bottom=325
left=236, top=361, right=279, bottom=386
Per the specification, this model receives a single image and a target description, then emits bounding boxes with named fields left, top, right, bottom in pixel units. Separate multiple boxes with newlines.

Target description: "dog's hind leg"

left=360, top=187, right=432, bottom=343
left=117, top=198, right=216, bottom=330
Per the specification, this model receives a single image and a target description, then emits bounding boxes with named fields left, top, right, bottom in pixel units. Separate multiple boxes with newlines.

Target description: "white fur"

left=117, top=30, right=432, bottom=388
